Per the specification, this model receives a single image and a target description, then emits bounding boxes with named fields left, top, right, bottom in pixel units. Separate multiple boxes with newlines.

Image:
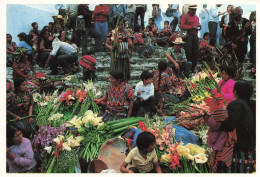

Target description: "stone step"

left=96, top=63, right=158, bottom=72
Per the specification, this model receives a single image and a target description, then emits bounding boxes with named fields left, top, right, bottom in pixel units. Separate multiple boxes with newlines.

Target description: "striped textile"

left=210, top=129, right=237, bottom=172
left=212, top=109, right=228, bottom=122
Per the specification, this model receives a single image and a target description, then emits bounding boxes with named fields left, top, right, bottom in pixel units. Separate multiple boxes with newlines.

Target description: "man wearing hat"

left=226, top=6, right=251, bottom=79
left=166, top=38, right=192, bottom=78
left=180, top=4, right=201, bottom=73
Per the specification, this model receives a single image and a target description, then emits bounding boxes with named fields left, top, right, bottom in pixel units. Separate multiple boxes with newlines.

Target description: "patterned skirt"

left=110, top=58, right=130, bottom=81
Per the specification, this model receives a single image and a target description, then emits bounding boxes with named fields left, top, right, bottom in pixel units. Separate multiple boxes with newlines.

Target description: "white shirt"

left=50, top=40, right=77, bottom=56
left=134, top=81, right=154, bottom=101
left=209, top=6, right=220, bottom=23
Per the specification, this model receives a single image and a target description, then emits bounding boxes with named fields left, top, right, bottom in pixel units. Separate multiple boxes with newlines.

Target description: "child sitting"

left=133, top=71, right=158, bottom=116
left=120, top=131, right=162, bottom=173
left=157, top=21, right=173, bottom=47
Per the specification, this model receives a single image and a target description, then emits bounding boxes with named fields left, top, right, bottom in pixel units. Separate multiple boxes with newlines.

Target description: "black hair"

left=234, top=80, right=253, bottom=102
left=220, top=65, right=234, bottom=78
left=209, top=39, right=216, bottom=46
left=17, top=32, right=31, bottom=45
left=48, top=22, right=54, bottom=26
left=149, top=18, right=155, bottom=23
left=7, top=126, right=20, bottom=147
left=38, top=28, right=52, bottom=51
left=164, top=21, right=169, bottom=25
left=31, top=22, right=38, bottom=28
left=6, top=33, right=12, bottom=37
left=134, top=24, right=142, bottom=33
left=14, top=78, right=26, bottom=93
left=203, top=32, right=210, bottom=39
left=140, top=70, right=153, bottom=81
left=109, top=70, right=124, bottom=81
left=158, top=60, right=168, bottom=89
left=136, top=132, right=155, bottom=151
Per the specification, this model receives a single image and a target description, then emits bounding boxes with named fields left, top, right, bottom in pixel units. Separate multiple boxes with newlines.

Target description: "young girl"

left=120, top=131, right=162, bottom=173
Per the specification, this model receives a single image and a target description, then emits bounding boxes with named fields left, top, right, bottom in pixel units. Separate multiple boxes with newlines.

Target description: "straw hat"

left=189, top=4, right=197, bottom=9
left=172, top=37, right=185, bottom=45
left=57, top=15, right=64, bottom=20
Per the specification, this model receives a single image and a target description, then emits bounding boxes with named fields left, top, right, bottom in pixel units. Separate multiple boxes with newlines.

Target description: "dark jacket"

left=78, top=4, right=93, bottom=28
left=220, top=99, right=255, bottom=152
left=225, top=17, right=251, bottom=53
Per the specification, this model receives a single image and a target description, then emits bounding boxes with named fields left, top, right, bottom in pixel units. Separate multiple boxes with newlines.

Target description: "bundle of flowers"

left=44, top=133, right=84, bottom=173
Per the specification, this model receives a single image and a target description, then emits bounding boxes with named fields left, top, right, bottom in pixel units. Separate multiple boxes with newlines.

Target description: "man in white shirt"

left=208, top=4, right=225, bottom=41
left=45, top=37, right=78, bottom=75
left=133, top=70, right=157, bottom=116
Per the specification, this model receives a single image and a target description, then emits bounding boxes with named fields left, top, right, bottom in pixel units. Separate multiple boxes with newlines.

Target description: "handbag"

left=75, top=16, right=86, bottom=32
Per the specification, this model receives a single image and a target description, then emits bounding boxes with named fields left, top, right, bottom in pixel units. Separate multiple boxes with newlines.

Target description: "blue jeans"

left=95, top=22, right=108, bottom=47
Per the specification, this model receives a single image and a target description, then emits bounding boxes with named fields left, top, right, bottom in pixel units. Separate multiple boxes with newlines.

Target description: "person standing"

left=168, top=4, right=180, bottom=32
left=220, top=5, right=234, bottom=42
left=126, top=4, right=136, bottom=29
left=67, top=4, right=79, bottom=44
left=135, top=4, right=147, bottom=31
left=180, top=4, right=201, bottom=72
left=109, top=4, right=128, bottom=30
left=78, top=4, right=102, bottom=55
left=93, top=4, right=110, bottom=51
left=226, top=6, right=252, bottom=79
left=199, top=4, right=209, bottom=38
left=208, top=4, right=225, bottom=41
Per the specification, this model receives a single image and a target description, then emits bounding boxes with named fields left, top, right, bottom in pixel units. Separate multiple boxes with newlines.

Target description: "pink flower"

left=159, top=146, right=164, bottom=151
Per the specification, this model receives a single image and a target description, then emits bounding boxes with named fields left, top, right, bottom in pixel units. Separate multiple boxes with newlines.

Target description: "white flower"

left=84, top=110, right=94, bottom=116
left=194, top=153, right=208, bottom=164
left=62, top=142, right=72, bottom=151
left=75, top=136, right=84, bottom=143
left=40, top=102, right=48, bottom=106
left=33, top=93, right=42, bottom=103
left=44, top=146, right=52, bottom=154
left=53, top=135, right=64, bottom=145
left=96, top=91, right=102, bottom=98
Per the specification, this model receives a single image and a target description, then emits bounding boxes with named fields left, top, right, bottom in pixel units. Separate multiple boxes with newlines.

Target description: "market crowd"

left=6, top=4, right=256, bottom=173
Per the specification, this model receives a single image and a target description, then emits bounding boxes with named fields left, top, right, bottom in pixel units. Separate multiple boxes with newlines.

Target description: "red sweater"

left=180, top=12, right=200, bottom=35
left=94, top=5, right=109, bottom=22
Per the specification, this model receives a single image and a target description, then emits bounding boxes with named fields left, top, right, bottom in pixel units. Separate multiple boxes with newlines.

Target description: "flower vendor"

left=95, top=70, right=134, bottom=122
left=105, top=17, right=133, bottom=82
left=120, top=131, right=162, bottom=173
left=6, top=126, right=36, bottom=173
left=7, top=78, right=36, bottom=138
left=12, top=47, right=36, bottom=81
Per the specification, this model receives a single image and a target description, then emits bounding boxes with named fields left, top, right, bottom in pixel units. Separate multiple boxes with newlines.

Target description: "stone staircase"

left=6, top=38, right=256, bottom=99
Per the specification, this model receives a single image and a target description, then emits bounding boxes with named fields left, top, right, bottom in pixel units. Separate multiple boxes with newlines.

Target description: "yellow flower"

left=67, top=95, right=75, bottom=100
left=53, top=135, right=64, bottom=145
left=176, top=145, right=190, bottom=157
left=194, top=153, right=208, bottom=163
left=186, top=154, right=195, bottom=161
left=200, top=72, right=207, bottom=80
left=82, top=114, right=95, bottom=124
left=160, top=154, right=171, bottom=163
left=62, top=142, right=72, bottom=151
left=84, top=110, right=94, bottom=116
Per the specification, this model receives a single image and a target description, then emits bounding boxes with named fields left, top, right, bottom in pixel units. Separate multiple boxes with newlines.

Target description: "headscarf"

left=13, top=47, right=28, bottom=63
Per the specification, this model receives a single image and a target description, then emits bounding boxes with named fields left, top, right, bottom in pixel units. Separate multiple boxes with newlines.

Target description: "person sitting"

left=94, top=70, right=134, bottom=122
left=208, top=65, right=236, bottom=105
left=7, top=78, right=36, bottom=138
left=36, top=28, right=53, bottom=67
left=133, top=70, right=158, bottom=116
left=199, top=32, right=215, bottom=63
left=153, top=60, right=180, bottom=112
left=133, top=25, right=155, bottom=58
left=157, top=21, right=173, bottom=47
left=52, top=15, right=66, bottom=41
left=6, top=34, right=17, bottom=67
left=12, top=47, right=35, bottom=81
left=208, top=80, right=256, bottom=173
left=145, top=18, right=158, bottom=45
left=17, top=32, right=33, bottom=65
left=28, top=22, right=40, bottom=46
left=120, top=131, right=162, bottom=173
left=166, top=38, right=192, bottom=78
left=45, top=36, right=78, bottom=75
left=6, top=126, right=36, bottom=173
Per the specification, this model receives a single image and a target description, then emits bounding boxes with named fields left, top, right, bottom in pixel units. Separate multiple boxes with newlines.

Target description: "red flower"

left=169, top=153, right=180, bottom=170
left=138, top=121, right=148, bottom=131
left=56, top=142, right=63, bottom=151
left=53, top=151, right=59, bottom=158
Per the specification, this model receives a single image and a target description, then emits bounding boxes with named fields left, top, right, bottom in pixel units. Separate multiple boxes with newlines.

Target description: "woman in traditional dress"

left=12, top=47, right=35, bottom=81
left=94, top=70, right=134, bottom=122
left=133, top=24, right=155, bottom=58
left=105, top=18, right=133, bottom=82
left=6, top=34, right=17, bottom=67
left=7, top=78, right=36, bottom=138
